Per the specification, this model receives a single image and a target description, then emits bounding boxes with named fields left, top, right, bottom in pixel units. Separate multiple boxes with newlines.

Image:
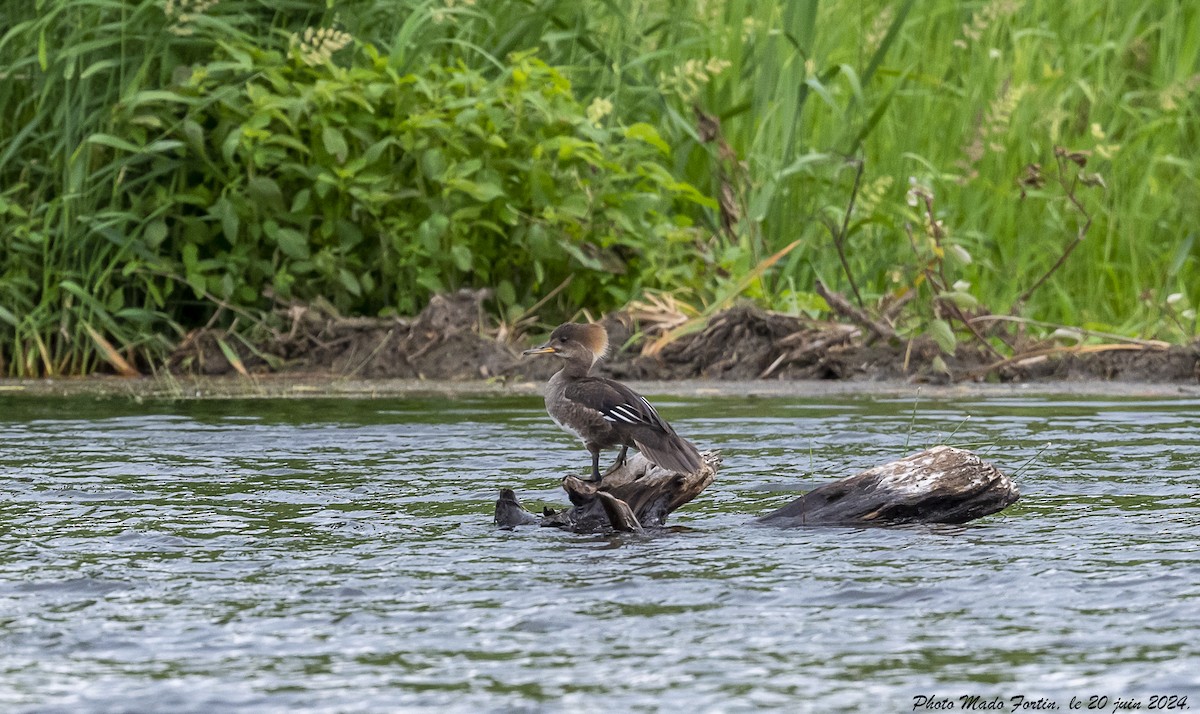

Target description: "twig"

left=1013, top=149, right=1095, bottom=310
left=907, top=213, right=1004, bottom=361
left=968, top=315, right=1171, bottom=348
left=826, top=158, right=866, bottom=307
left=815, top=280, right=894, bottom=341
left=340, top=327, right=397, bottom=379
left=937, top=297, right=1005, bottom=361
left=150, top=270, right=281, bottom=339
left=515, top=274, right=574, bottom=324
left=757, top=327, right=857, bottom=379
left=882, top=288, right=917, bottom=321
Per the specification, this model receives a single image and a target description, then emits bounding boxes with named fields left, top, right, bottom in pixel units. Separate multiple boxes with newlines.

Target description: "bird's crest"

left=550, top=322, right=609, bottom=360
left=577, top=322, right=609, bottom=360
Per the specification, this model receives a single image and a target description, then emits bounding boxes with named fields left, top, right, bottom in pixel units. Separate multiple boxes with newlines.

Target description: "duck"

left=522, top=322, right=702, bottom=484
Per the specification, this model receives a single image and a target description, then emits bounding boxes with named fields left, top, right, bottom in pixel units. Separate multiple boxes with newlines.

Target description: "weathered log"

left=495, top=445, right=1018, bottom=533
left=494, top=451, right=722, bottom=532
left=757, top=445, right=1019, bottom=527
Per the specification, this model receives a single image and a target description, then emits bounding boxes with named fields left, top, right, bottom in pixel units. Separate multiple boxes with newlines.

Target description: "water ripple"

left=0, top=394, right=1197, bottom=711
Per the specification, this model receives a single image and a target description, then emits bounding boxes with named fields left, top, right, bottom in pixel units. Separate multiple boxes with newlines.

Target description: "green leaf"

left=625, top=123, right=671, bottom=154
left=322, top=126, right=348, bottom=163
left=421, top=149, right=446, bottom=180
left=182, top=119, right=207, bottom=157
left=247, top=176, right=285, bottom=212
left=291, top=189, right=311, bottom=213
left=496, top=279, right=516, bottom=306
left=418, top=214, right=449, bottom=251
left=448, top=178, right=505, bottom=202
left=182, top=243, right=199, bottom=270
left=186, top=271, right=206, bottom=298
left=559, top=193, right=589, bottom=218
left=86, top=133, right=141, bottom=153
left=927, top=319, right=957, bottom=356
left=338, top=268, right=362, bottom=297
left=212, top=198, right=239, bottom=243
left=416, top=272, right=445, bottom=294
left=947, top=244, right=973, bottom=266
left=776, top=152, right=833, bottom=180
left=451, top=244, right=473, bottom=272
left=215, top=337, right=249, bottom=377
left=336, top=219, right=365, bottom=249
left=144, top=220, right=168, bottom=249
left=362, top=137, right=393, bottom=165
left=938, top=290, right=979, bottom=309
left=221, top=128, right=241, bottom=165
left=749, top=180, right=777, bottom=222
left=37, top=29, right=47, bottom=71
left=276, top=228, right=311, bottom=259
left=560, top=241, right=604, bottom=270
left=861, top=0, right=915, bottom=88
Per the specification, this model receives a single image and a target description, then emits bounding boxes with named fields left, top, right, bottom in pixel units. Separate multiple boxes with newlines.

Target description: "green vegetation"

left=1, top=0, right=1197, bottom=376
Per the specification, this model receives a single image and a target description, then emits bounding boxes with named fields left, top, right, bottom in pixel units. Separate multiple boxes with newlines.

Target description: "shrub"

left=144, top=41, right=715, bottom=321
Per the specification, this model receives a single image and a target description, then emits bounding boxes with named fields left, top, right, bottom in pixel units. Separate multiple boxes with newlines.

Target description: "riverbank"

left=4, top=374, right=1198, bottom=401
left=152, top=291, right=1200, bottom=391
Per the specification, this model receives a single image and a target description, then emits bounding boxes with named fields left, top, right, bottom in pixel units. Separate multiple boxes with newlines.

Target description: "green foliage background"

left=0, top=0, right=1197, bottom=375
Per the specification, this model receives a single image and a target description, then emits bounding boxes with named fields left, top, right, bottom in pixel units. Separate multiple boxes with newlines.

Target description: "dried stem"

left=826, top=159, right=867, bottom=307
left=1013, top=151, right=1095, bottom=310
left=907, top=205, right=1004, bottom=361
left=815, top=280, right=894, bottom=341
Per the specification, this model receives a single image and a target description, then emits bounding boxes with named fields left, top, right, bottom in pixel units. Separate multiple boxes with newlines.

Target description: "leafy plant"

left=145, top=42, right=714, bottom=322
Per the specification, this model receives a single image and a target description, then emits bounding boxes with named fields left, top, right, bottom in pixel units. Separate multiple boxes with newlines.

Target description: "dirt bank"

left=163, top=289, right=1199, bottom=387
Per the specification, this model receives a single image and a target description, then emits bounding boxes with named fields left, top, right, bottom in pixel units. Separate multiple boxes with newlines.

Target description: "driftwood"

left=496, top=451, right=721, bottom=532
left=495, top=445, right=1018, bottom=532
left=756, top=445, right=1019, bottom=527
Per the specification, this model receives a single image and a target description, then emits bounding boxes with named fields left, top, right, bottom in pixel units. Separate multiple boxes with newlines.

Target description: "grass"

left=0, top=0, right=1196, bottom=376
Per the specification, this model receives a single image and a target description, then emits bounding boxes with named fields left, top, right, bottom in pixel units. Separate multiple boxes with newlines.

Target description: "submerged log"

left=495, top=451, right=721, bottom=532
left=495, top=445, right=1018, bottom=533
left=757, top=445, right=1019, bottom=527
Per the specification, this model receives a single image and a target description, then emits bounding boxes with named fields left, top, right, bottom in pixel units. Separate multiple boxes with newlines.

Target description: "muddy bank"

left=166, top=289, right=1200, bottom=386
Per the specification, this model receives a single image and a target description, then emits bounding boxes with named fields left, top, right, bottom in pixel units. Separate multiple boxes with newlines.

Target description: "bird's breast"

left=545, top=381, right=613, bottom=447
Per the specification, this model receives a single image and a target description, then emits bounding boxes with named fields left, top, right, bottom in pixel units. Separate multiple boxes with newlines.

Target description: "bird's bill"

left=521, top=344, right=557, bottom=356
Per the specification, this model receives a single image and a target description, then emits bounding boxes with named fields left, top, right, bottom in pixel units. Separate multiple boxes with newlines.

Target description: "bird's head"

left=522, top=322, right=609, bottom=366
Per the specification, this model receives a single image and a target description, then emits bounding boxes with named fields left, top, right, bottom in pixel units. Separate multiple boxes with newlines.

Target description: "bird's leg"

left=589, top=447, right=603, bottom=484
left=615, top=444, right=629, bottom=468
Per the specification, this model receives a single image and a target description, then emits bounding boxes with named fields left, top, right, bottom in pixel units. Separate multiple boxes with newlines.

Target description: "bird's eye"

left=558, top=336, right=567, bottom=343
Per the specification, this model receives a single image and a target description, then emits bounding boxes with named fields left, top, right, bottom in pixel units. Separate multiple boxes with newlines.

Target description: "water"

left=1, top=392, right=1197, bottom=712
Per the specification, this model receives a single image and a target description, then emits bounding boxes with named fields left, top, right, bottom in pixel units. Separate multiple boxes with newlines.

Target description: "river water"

left=1, top=392, right=1197, bottom=712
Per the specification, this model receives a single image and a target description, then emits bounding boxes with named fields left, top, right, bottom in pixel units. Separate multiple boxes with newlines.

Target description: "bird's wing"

left=564, top=377, right=674, bottom=434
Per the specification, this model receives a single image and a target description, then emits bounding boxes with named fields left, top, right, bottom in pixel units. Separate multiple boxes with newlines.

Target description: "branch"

left=815, top=280, right=894, bottom=341
left=826, top=159, right=866, bottom=307
left=1013, top=149, right=1096, bottom=310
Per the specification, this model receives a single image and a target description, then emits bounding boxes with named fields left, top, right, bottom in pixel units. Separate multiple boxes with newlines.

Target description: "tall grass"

left=1, top=0, right=1196, bottom=376
left=498, top=0, right=1200, bottom=333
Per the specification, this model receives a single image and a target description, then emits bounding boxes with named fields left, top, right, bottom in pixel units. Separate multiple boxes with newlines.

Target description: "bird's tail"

left=634, top=433, right=704, bottom=475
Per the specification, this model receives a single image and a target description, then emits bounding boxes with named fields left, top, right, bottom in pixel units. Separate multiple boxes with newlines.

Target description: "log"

left=757, top=445, right=1019, bottom=527
left=495, top=445, right=1018, bottom=533
left=494, top=451, right=721, bottom=532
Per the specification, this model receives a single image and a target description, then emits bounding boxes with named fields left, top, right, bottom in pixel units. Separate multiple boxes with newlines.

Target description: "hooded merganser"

left=522, top=322, right=703, bottom=483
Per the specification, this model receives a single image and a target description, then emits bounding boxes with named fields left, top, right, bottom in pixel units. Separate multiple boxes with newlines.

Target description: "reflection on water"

left=1, top=394, right=1198, bottom=711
